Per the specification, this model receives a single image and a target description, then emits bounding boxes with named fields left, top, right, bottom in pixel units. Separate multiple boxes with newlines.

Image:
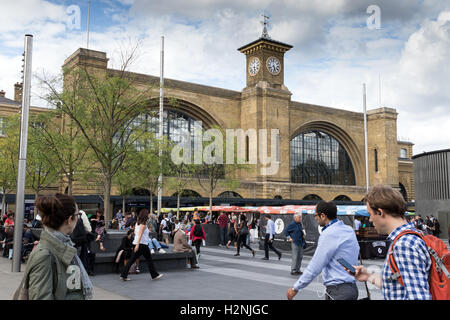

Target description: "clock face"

left=248, top=57, right=260, bottom=76
left=266, top=56, right=281, bottom=75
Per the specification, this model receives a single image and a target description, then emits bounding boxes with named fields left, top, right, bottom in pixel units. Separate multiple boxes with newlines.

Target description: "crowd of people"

left=3, top=184, right=449, bottom=300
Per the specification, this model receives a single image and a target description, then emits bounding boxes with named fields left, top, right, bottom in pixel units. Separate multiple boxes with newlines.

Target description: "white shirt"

left=133, top=224, right=150, bottom=245
left=80, top=211, right=92, bottom=232
left=160, top=218, right=171, bottom=234
left=354, top=219, right=362, bottom=231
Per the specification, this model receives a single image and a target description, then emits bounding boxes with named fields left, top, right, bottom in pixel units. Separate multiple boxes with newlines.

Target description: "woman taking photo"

left=120, top=209, right=163, bottom=281
left=14, top=193, right=93, bottom=300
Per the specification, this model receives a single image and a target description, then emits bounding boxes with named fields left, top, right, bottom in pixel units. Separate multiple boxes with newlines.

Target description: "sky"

left=0, top=0, right=449, bottom=155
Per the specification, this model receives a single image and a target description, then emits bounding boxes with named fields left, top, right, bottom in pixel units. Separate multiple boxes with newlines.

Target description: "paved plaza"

left=1, top=243, right=386, bottom=300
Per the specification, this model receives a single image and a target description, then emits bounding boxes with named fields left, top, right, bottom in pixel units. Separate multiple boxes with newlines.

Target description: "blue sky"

left=1, top=0, right=449, bottom=154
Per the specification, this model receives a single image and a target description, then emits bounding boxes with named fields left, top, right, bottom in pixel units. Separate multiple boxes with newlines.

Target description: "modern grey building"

left=412, top=149, right=450, bottom=240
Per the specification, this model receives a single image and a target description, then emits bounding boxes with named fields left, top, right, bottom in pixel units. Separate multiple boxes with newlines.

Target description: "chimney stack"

left=0, top=90, right=5, bottom=97
left=14, top=82, right=23, bottom=102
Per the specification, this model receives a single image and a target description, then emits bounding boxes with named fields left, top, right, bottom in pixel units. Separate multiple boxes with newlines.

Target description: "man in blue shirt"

left=287, top=201, right=359, bottom=300
left=284, top=212, right=306, bottom=275
left=261, top=214, right=282, bottom=261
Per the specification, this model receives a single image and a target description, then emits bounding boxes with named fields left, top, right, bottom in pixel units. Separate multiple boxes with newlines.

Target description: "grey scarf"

left=46, top=228, right=94, bottom=300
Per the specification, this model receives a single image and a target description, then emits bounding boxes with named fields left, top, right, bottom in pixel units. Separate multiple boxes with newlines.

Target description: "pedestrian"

left=354, top=217, right=362, bottom=235
left=226, top=215, right=237, bottom=249
left=160, top=213, right=174, bottom=245
left=286, top=201, right=359, bottom=300
left=14, top=193, right=93, bottom=300
left=4, top=211, right=14, bottom=227
left=432, top=217, right=441, bottom=238
left=89, top=209, right=106, bottom=251
left=261, top=214, right=282, bottom=261
left=114, top=229, right=134, bottom=272
left=234, top=214, right=255, bottom=257
left=70, top=209, right=92, bottom=271
left=120, top=209, right=164, bottom=281
left=217, top=211, right=229, bottom=246
left=172, top=224, right=199, bottom=269
left=349, top=185, right=432, bottom=300
left=189, top=219, right=206, bottom=257
left=284, top=213, right=306, bottom=276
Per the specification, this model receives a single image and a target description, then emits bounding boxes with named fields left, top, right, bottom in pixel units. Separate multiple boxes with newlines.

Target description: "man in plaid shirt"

left=349, top=185, right=432, bottom=300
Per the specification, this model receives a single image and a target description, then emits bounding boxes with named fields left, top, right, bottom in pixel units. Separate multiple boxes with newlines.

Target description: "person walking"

left=217, top=211, right=229, bottom=246
left=286, top=201, right=359, bottom=300
left=189, top=219, right=206, bottom=257
left=120, top=209, right=163, bottom=282
left=262, top=214, right=282, bottom=261
left=234, top=215, right=255, bottom=257
left=226, top=215, right=237, bottom=249
left=284, top=213, right=306, bottom=275
left=349, top=185, right=432, bottom=300
left=14, top=194, right=93, bottom=300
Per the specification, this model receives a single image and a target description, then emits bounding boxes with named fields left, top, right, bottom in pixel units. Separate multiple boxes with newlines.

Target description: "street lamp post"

left=12, top=34, right=33, bottom=272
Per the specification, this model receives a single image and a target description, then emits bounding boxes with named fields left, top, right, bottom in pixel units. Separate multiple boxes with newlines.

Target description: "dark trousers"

left=325, top=282, right=359, bottom=300
left=236, top=233, right=252, bottom=254
left=76, top=243, right=89, bottom=270
left=219, top=227, right=228, bottom=245
left=264, top=234, right=281, bottom=259
left=120, top=244, right=159, bottom=279
left=193, top=239, right=202, bottom=255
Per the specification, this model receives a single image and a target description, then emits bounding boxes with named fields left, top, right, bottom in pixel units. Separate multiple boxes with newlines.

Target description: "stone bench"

left=30, top=229, right=193, bottom=274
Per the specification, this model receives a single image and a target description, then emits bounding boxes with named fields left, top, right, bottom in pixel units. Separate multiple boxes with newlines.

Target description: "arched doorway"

left=302, top=194, right=322, bottom=201
left=217, top=191, right=243, bottom=198
left=399, top=183, right=408, bottom=202
left=172, top=190, right=202, bottom=198
left=132, top=188, right=151, bottom=196
left=274, top=195, right=283, bottom=200
left=334, top=195, right=352, bottom=201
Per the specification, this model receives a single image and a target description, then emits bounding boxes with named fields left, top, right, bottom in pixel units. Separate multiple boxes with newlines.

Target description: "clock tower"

left=237, top=15, right=293, bottom=191
left=238, top=15, right=293, bottom=90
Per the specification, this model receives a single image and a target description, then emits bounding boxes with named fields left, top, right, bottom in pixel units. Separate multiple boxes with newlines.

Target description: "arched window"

left=132, top=188, right=151, bottom=196
left=290, top=130, right=355, bottom=185
left=302, top=194, right=322, bottom=201
left=217, top=191, right=243, bottom=198
left=274, top=195, right=283, bottom=200
left=334, top=195, right=352, bottom=201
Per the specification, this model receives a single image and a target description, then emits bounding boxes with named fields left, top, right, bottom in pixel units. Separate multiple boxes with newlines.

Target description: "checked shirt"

left=382, top=222, right=432, bottom=300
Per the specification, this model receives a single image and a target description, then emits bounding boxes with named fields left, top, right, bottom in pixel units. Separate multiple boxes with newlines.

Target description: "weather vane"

left=260, top=12, right=271, bottom=39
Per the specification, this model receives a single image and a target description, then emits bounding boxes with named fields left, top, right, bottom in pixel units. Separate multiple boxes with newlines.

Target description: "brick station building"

left=1, top=31, right=415, bottom=206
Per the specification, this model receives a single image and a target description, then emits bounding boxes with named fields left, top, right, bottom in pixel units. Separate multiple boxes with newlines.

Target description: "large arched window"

left=290, top=130, right=355, bottom=185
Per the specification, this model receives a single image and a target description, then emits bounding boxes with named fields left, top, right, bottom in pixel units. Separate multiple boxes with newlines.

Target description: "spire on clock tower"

left=260, top=13, right=271, bottom=39
left=238, top=14, right=293, bottom=89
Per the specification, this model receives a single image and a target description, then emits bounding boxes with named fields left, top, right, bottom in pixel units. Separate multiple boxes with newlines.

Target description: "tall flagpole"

left=157, top=36, right=164, bottom=216
left=363, top=83, right=369, bottom=193
left=86, top=1, right=91, bottom=48
left=12, top=34, right=33, bottom=272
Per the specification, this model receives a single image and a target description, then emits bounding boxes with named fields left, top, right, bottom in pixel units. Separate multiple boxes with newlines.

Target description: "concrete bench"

left=30, top=229, right=193, bottom=274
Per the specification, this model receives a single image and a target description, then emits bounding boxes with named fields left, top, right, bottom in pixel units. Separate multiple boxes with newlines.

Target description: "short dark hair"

left=316, top=201, right=337, bottom=220
left=265, top=214, right=271, bottom=219
left=35, top=193, right=77, bottom=230
left=364, top=185, right=407, bottom=218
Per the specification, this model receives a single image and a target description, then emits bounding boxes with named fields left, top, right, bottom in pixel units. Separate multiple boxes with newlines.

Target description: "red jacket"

left=190, top=224, right=206, bottom=241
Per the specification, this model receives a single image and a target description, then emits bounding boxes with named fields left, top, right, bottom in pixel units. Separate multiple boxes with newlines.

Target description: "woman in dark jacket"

left=114, top=229, right=134, bottom=272
left=226, top=215, right=237, bottom=249
left=234, top=215, right=255, bottom=257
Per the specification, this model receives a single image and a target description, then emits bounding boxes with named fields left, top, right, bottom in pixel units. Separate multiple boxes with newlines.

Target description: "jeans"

left=219, top=227, right=228, bottom=245
left=291, top=242, right=303, bottom=272
left=264, top=234, right=281, bottom=259
left=148, top=238, right=162, bottom=250
left=325, top=282, right=358, bottom=300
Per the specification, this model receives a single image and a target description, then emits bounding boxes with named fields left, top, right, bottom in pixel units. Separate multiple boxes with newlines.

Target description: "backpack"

left=193, top=224, right=203, bottom=237
left=70, top=218, right=87, bottom=247
left=163, top=218, right=174, bottom=232
left=388, top=230, right=450, bottom=300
